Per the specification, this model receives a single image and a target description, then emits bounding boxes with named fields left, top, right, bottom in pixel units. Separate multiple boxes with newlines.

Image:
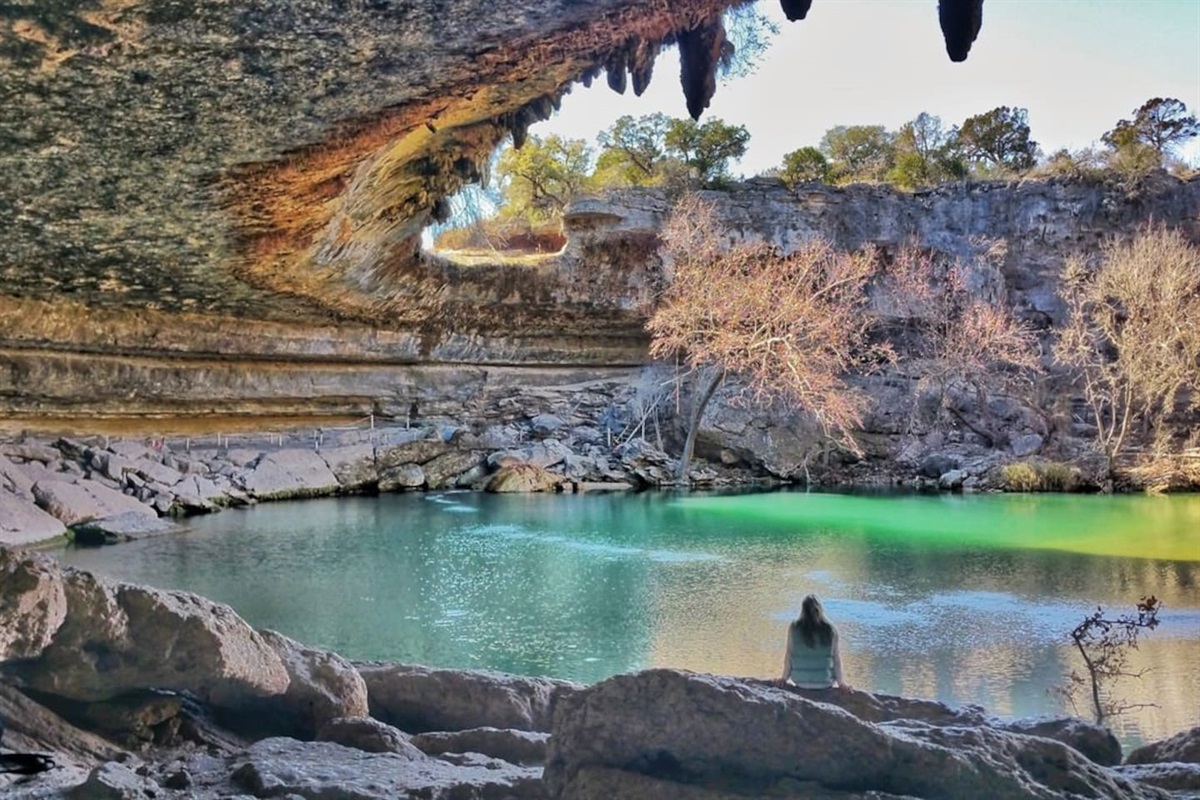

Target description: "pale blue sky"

left=536, top=0, right=1200, bottom=175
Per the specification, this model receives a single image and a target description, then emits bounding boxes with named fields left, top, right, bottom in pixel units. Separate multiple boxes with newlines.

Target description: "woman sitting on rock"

left=779, top=594, right=851, bottom=691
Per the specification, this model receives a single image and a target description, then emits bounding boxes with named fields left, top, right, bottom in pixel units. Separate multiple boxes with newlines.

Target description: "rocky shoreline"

left=0, top=408, right=1104, bottom=551
left=0, top=420, right=714, bottom=549
left=2, top=546, right=1198, bottom=799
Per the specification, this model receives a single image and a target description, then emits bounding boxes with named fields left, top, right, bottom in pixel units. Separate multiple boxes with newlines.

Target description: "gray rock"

left=378, top=462, right=425, bottom=491
left=1113, top=762, right=1200, bottom=792
left=1010, top=433, right=1045, bottom=458
left=320, top=443, right=378, bottom=489
left=485, top=464, right=564, bottom=493
left=1, top=442, right=60, bottom=465
left=422, top=451, right=484, bottom=489
left=67, top=762, right=160, bottom=800
left=1127, top=726, right=1200, bottom=765
left=413, top=727, right=549, bottom=766
left=545, top=669, right=1165, bottom=800
left=32, top=479, right=158, bottom=527
left=1001, top=716, right=1122, bottom=766
left=92, top=451, right=136, bottom=484
left=0, top=547, right=68, bottom=661
left=172, top=474, right=228, bottom=512
left=128, top=456, right=184, bottom=487
left=254, top=630, right=370, bottom=738
left=228, top=738, right=543, bottom=800
left=70, top=512, right=175, bottom=546
left=919, top=454, right=959, bottom=478
left=11, top=557, right=289, bottom=706
left=561, top=766, right=918, bottom=800
left=225, top=448, right=264, bottom=468
left=375, top=438, right=451, bottom=471
left=1, top=487, right=68, bottom=546
left=235, top=449, right=341, bottom=500
left=1, top=457, right=36, bottom=498
left=358, top=663, right=580, bottom=733
left=316, top=716, right=424, bottom=757
left=938, top=468, right=968, bottom=489
left=530, top=414, right=564, bottom=436
left=105, top=442, right=154, bottom=462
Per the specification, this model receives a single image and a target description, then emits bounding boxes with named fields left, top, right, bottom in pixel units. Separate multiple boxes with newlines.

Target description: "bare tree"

left=648, top=195, right=888, bottom=480
left=1055, top=227, right=1200, bottom=484
left=1058, top=597, right=1161, bottom=725
left=875, top=243, right=1042, bottom=446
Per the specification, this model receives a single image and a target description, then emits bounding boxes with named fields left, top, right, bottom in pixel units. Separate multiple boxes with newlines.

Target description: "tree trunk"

left=676, top=366, right=724, bottom=483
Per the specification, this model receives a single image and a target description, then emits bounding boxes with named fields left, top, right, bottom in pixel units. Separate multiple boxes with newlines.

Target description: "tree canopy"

left=954, top=106, right=1038, bottom=174
left=1103, top=98, right=1200, bottom=159
left=662, top=117, right=751, bottom=187
left=495, top=134, right=593, bottom=221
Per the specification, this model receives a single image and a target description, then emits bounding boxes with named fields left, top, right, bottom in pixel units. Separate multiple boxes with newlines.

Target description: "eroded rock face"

left=544, top=669, right=1166, bottom=800
left=0, top=547, right=68, bottom=661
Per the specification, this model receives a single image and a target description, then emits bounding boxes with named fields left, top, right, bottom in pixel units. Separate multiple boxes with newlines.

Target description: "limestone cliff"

left=3, top=175, right=1197, bottom=430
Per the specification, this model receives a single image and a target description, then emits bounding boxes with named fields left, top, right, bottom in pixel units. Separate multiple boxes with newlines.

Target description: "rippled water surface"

left=55, top=490, right=1200, bottom=746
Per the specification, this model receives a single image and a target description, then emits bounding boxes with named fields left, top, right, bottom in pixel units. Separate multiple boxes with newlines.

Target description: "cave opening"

left=420, top=3, right=778, bottom=265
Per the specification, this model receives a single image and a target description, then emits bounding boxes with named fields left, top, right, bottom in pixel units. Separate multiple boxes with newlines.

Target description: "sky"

left=534, top=0, right=1200, bottom=176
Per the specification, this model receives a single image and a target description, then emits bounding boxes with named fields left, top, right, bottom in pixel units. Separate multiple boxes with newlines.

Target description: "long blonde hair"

left=793, top=594, right=834, bottom=648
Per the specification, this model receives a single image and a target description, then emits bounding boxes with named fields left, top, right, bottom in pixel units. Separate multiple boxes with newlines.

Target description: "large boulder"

left=0, top=487, right=68, bottom=546
left=1127, top=726, right=1200, bottom=765
left=234, top=449, right=341, bottom=499
left=320, top=444, right=379, bottom=489
left=357, top=663, right=581, bottom=734
left=778, top=682, right=1122, bottom=766
left=0, top=547, right=68, bottom=661
left=422, top=451, right=485, bottom=489
left=485, top=463, right=565, bottom=493
left=226, top=738, right=544, bottom=800
left=12, top=563, right=289, bottom=707
left=251, top=630, right=370, bottom=738
left=31, top=478, right=157, bottom=527
left=70, top=512, right=176, bottom=546
left=544, top=669, right=1166, bottom=800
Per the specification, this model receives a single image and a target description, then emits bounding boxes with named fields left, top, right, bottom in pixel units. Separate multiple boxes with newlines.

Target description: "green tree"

left=818, top=125, right=894, bottom=183
left=954, top=106, right=1038, bottom=174
left=663, top=117, right=750, bottom=187
left=780, top=147, right=830, bottom=186
left=495, top=134, right=593, bottom=221
left=593, top=113, right=672, bottom=188
left=886, top=112, right=965, bottom=188
left=1103, top=97, right=1200, bottom=158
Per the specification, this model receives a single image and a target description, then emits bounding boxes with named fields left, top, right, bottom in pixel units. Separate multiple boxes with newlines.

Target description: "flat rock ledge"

left=2, top=549, right=1197, bottom=800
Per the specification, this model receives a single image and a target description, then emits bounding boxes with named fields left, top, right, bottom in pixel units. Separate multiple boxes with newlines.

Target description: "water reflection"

left=54, top=490, right=1200, bottom=747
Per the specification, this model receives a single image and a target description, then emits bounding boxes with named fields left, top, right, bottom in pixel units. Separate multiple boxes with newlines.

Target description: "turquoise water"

left=55, top=490, right=1200, bottom=746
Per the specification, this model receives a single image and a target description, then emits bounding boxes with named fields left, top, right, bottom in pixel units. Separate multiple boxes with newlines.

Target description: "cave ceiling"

left=0, top=0, right=986, bottom=331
